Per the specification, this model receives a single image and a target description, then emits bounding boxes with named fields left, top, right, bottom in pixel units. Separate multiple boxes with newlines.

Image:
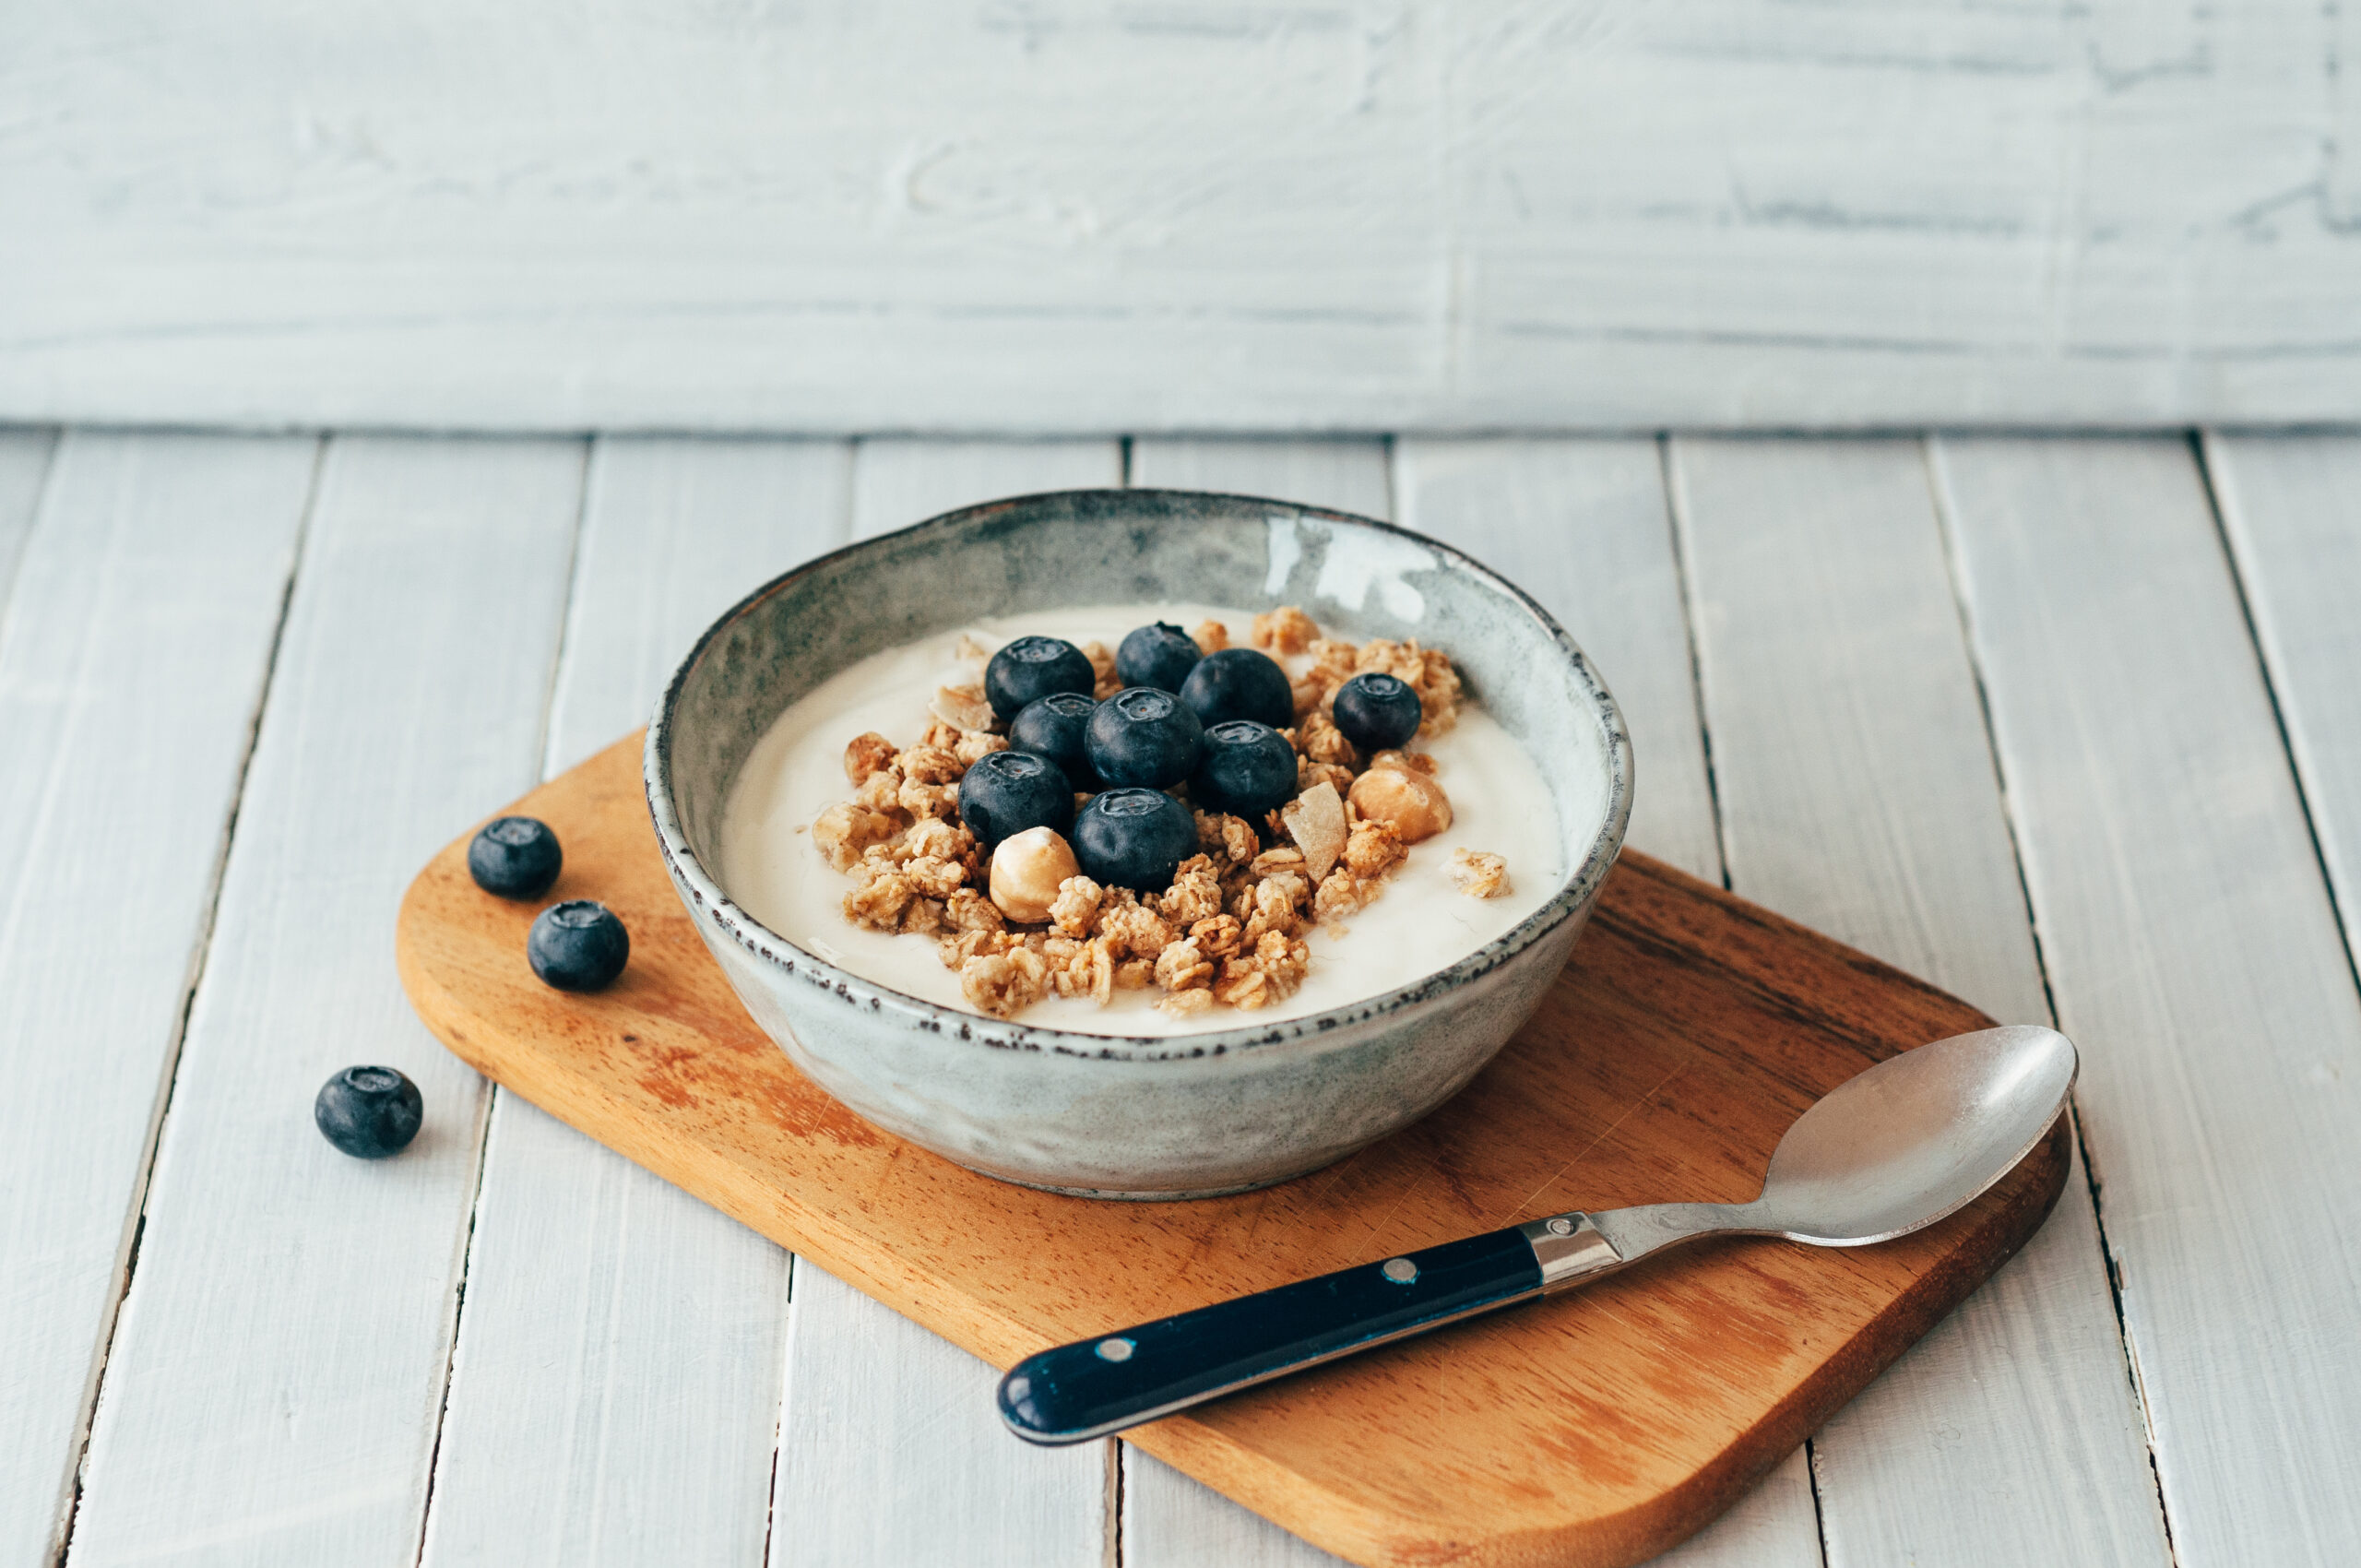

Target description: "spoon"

left=999, top=1024, right=2077, bottom=1444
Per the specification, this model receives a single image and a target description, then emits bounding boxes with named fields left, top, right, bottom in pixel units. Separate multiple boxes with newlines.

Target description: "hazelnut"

left=989, top=826, right=1080, bottom=923
left=1348, top=766, right=1453, bottom=843
left=1366, top=749, right=1437, bottom=776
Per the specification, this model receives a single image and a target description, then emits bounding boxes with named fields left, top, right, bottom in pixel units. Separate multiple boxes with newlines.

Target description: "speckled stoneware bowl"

left=646, top=490, right=1631, bottom=1199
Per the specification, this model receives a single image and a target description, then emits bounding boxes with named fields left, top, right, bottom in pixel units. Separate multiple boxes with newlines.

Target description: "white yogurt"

left=718, top=606, right=1600, bottom=1037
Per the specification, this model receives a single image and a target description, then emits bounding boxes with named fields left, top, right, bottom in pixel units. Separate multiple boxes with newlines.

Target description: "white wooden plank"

left=0, top=432, right=316, bottom=1566
left=418, top=439, right=848, bottom=1568
left=850, top=439, right=1122, bottom=539
left=1935, top=435, right=2361, bottom=1568
left=1396, top=438, right=1723, bottom=884
left=419, top=1106, right=793, bottom=1568
left=1671, top=438, right=2055, bottom=1015
left=1124, top=1456, right=1342, bottom=1568
left=1672, top=437, right=2172, bottom=1568
left=1647, top=1454, right=1822, bottom=1568
left=0, top=428, right=58, bottom=611
left=546, top=437, right=855, bottom=773
left=769, top=438, right=1117, bottom=1568
left=2203, top=434, right=2361, bottom=957
left=65, top=436, right=586, bottom=1568
left=1394, top=438, right=1821, bottom=1568
left=9, top=5, right=2359, bottom=432
left=774, top=1265, right=1107, bottom=1567
left=1130, top=440, right=1392, bottom=519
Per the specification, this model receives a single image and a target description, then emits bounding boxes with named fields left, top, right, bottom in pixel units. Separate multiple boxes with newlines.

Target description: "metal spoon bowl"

left=1589, top=1025, right=2080, bottom=1262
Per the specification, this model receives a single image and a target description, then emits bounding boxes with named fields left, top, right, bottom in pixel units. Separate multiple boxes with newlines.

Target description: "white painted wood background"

left=2, top=427, right=2357, bottom=1568
left=6, top=2, right=2361, bottom=432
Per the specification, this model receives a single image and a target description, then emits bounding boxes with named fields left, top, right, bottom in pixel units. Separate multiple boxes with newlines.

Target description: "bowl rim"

left=644, top=487, right=1632, bottom=1064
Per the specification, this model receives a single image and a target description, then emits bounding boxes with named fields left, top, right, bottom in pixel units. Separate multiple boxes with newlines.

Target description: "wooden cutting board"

left=397, top=734, right=2069, bottom=1568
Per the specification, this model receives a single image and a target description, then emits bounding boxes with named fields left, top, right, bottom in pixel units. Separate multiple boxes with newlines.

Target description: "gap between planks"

left=1921, top=438, right=2181, bottom=1567
left=406, top=442, right=594, bottom=1566
left=61, top=437, right=589, bottom=1568
left=0, top=429, right=62, bottom=646
left=416, top=440, right=848, bottom=1567
left=1674, top=434, right=2166, bottom=1568
left=1935, top=434, right=2361, bottom=1566
left=1645, top=438, right=1832, bottom=1568
left=405, top=441, right=592, bottom=1567
left=22, top=434, right=325, bottom=1568
left=2193, top=434, right=2361, bottom=1015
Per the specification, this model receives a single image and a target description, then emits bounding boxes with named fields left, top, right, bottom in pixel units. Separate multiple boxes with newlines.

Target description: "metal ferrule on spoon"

left=997, top=1025, right=2078, bottom=1446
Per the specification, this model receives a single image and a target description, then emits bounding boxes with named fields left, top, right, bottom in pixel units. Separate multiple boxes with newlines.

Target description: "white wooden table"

left=3, top=429, right=2356, bottom=1568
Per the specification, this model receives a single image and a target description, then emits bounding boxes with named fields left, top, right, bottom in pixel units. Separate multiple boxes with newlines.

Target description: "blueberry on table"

left=959, top=749, right=1077, bottom=850
left=986, top=636, right=1097, bottom=721
left=1086, top=686, right=1204, bottom=790
left=1179, top=647, right=1294, bottom=730
left=1073, top=788, right=1199, bottom=893
left=528, top=899, right=631, bottom=992
left=1192, top=720, right=1298, bottom=820
left=1009, top=692, right=1101, bottom=791
left=468, top=815, right=562, bottom=898
left=314, top=1065, right=423, bottom=1159
left=1332, top=671, right=1422, bottom=753
left=1115, top=622, right=1202, bottom=693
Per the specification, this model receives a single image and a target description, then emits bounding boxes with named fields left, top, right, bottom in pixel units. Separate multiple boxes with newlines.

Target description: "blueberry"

left=1086, top=686, right=1204, bottom=790
left=1179, top=647, right=1294, bottom=730
left=1008, top=692, right=1101, bottom=791
left=985, top=636, right=1097, bottom=721
left=528, top=899, right=631, bottom=992
left=468, top=815, right=562, bottom=899
left=1116, top=622, right=1202, bottom=693
left=1073, top=788, right=1199, bottom=893
left=1332, top=671, right=1422, bottom=753
left=958, top=749, right=1076, bottom=850
left=314, top=1065, right=423, bottom=1159
left=1192, top=720, right=1298, bottom=820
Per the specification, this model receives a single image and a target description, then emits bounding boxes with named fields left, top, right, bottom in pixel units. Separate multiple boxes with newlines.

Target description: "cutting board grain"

left=396, top=733, right=2070, bottom=1568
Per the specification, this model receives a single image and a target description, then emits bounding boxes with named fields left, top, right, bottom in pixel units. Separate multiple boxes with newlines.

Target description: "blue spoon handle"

left=998, top=1217, right=1619, bottom=1444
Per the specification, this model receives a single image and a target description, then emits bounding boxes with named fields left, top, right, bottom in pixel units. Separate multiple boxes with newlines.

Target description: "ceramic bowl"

left=646, top=490, right=1631, bottom=1199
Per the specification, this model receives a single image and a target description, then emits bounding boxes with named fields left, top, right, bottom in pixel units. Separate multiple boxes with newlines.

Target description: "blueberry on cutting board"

left=314, top=1065, right=423, bottom=1158
left=1073, top=788, right=1198, bottom=892
left=959, top=749, right=1078, bottom=849
left=1333, top=671, right=1422, bottom=754
left=1179, top=647, right=1294, bottom=730
left=469, top=815, right=562, bottom=898
left=1115, top=622, right=1201, bottom=693
left=1086, top=686, right=1204, bottom=790
left=985, top=636, right=1097, bottom=721
left=1192, top=719, right=1297, bottom=819
left=528, top=899, right=631, bottom=992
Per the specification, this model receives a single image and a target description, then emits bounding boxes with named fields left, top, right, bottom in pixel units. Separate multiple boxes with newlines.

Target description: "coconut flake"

left=1281, top=781, right=1347, bottom=883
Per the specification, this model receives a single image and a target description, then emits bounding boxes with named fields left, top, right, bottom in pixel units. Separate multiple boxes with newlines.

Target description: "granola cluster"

left=813, top=608, right=1508, bottom=1022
